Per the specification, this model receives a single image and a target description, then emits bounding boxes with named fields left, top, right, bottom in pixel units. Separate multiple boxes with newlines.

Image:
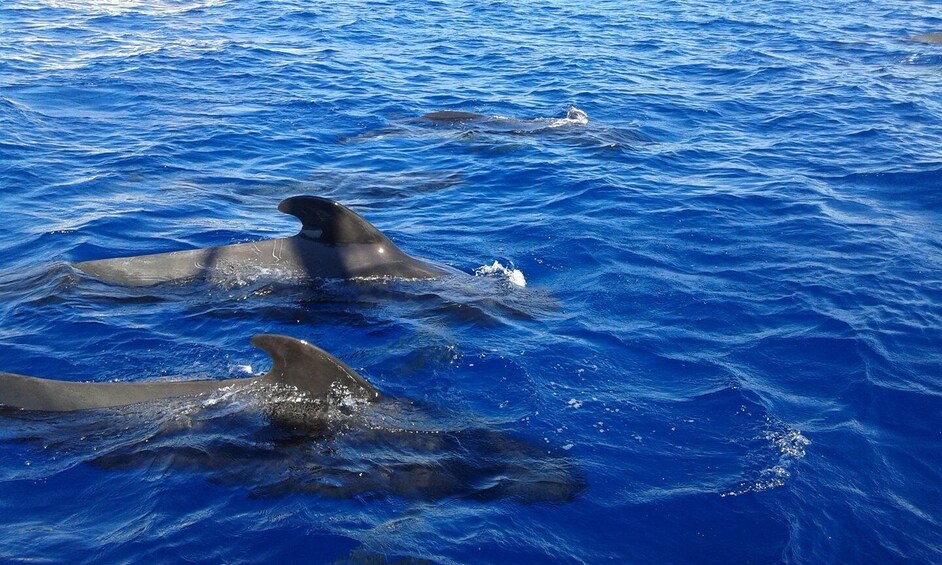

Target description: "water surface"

left=1, top=0, right=940, bottom=562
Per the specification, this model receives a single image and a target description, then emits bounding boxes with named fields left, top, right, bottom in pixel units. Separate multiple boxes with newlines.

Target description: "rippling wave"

left=1, top=0, right=940, bottom=563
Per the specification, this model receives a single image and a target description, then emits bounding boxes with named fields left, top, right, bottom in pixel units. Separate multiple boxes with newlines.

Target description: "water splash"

left=722, top=422, right=810, bottom=497
left=474, top=260, right=527, bottom=288
left=548, top=107, right=589, bottom=128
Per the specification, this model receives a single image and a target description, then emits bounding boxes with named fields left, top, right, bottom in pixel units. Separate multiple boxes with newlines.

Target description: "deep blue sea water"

left=1, top=0, right=941, bottom=562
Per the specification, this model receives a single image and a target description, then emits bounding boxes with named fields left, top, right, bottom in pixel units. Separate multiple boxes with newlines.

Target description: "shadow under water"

left=1, top=384, right=584, bottom=504
left=342, top=107, right=652, bottom=153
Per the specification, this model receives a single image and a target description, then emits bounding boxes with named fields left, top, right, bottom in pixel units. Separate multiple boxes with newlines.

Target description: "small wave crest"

left=474, top=260, right=527, bottom=287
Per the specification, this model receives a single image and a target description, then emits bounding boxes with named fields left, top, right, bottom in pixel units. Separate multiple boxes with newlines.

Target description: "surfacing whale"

left=422, top=107, right=590, bottom=133
left=0, top=334, right=376, bottom=413
left=342, top=107, right=650, bottom=151
left=0, top=335, right=584, bottom=502
left=73, top=196, right=448, bottom=286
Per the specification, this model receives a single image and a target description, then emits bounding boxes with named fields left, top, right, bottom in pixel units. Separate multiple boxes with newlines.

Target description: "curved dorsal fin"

left=251, top=334, right=379, bottom=401
left=278, top=196, right=388, bottom=245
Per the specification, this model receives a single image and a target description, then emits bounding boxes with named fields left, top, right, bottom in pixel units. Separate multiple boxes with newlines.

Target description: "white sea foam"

left=765, top=428, right=810, bottom=459
left=474, top=260, right=527, bottom=287
left=722, top=424, right=810, bottom=497
left=548, top=107, right=589, bottom=128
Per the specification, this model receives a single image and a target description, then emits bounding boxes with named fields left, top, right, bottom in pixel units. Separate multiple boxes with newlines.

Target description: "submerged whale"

left=421, top=107, right=590, bottom=133
left=73, top=196, right=449, bottom=286
left=0, top=335, right=583, bottom=502
left=910, top=32, right=942, bottom=44
left=342, top=107, right=650, bottom=151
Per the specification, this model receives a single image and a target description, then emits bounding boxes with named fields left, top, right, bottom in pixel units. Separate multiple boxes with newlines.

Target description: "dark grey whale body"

left=0, top=335, right=584, bottom=502
left=342, top=107, right=656, bottom=152
left=0, top=334, right=376, bottom=412
left=73, top=196, right=448, bottom=286
left=423, top=111, right=493, bottom=121
left=422, top=107, right=590, bottom=132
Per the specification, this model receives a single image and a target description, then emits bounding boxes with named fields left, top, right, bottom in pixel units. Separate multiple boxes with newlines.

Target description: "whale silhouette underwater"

left=910, top=32, right=942, bottom=44
left=420, top=107, right=590, bottom=133
left=344, top=107, right=593, bottom=140
left=0, top=335, right=583, bottom=502
left=73, top=195, right=451, bottom=286
left=342, top=107, right=651, bottom=152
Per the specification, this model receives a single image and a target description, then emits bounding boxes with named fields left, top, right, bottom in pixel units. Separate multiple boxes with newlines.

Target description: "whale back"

left=422, top=111, right=486, bottom=121
left=0, top=371, right=252, bottom=412
left=278, top=196, right=392, bottom=246
left=73, top=195, right=447, bottom=285
left=0, top=335, right=378, bottom=412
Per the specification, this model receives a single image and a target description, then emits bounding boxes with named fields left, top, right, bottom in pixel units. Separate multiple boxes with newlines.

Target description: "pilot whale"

left=73, top=196, right=449, bottom=286
left=0, top=335, right=584, bottom=502
left=0, top=334, right=376, bottom=413
left=341, top=108, right=592, bottom=143
left=422, top=107, right=590, bottom=133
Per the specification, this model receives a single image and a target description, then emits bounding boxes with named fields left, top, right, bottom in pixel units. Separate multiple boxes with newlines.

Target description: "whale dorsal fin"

left=251, top=334, right=379, bottom=401
left=278, top=196, right=389, bottom=245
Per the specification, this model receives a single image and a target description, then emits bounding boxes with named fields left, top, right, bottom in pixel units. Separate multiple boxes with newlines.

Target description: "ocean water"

left=1, top=0, right=940, bottom=562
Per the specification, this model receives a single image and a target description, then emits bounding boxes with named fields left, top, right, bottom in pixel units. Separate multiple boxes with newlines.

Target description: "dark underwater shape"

left=342, top=107, right=650, bottom=152
left=73, top=196, right=449, bottom=286
left=0, top=335, right=583, bottom=503
left=90, top=420, right=585, bottom=503
left=421, top=107, right=590, bottom=133
left=422, top=111, right=491, bottom=121
left=910, top=32, right=942, bottom=44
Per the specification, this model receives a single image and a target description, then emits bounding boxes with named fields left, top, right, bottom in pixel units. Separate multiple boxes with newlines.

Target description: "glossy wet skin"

left=0, top=334, right=369, bottom=412
left=73, top=196, right=448, bottom=286
left=0, top=334, right=584, bottom=503
left=422, top=110, right=488, bottom=121
left=74, top=235, right=445, bottom=286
